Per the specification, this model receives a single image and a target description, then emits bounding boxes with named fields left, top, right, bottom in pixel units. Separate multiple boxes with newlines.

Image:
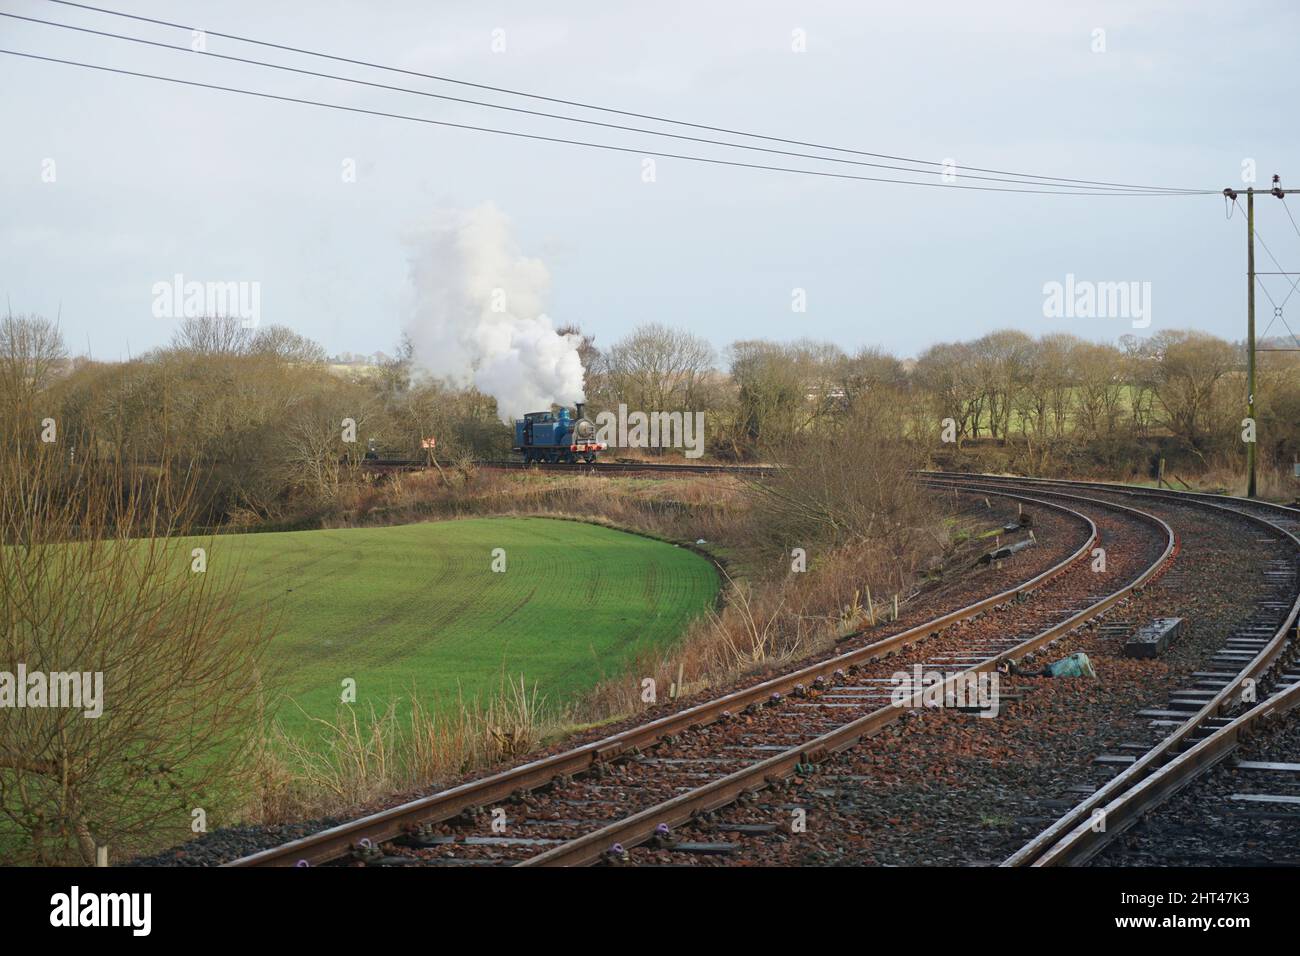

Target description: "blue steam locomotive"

left=514, top=402, right=606, bottom=464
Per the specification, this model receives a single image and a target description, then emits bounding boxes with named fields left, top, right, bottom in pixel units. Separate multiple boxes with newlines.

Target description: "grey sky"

left=2, top=0, right=1298, bottom=363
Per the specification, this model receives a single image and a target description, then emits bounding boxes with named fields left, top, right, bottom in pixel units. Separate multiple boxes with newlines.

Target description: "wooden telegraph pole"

left=1223, top=175, right=1299, bottom=498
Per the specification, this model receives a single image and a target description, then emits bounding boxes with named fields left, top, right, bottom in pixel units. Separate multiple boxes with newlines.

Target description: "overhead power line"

left=0, top=49, right=1213, bottom=196
left=1, top=11, right=1209, bottom=194
left=38, top=0, right=1214, bottom=195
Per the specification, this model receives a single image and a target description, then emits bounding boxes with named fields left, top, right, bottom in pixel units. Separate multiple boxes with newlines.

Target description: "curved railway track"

left=228, top=480, right=1173, bottom=867
left=920, top=473, right=1300, bottom=867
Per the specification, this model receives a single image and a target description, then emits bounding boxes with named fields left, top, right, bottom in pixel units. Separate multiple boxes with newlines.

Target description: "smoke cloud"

left=404, top=203, right=585, bottom=421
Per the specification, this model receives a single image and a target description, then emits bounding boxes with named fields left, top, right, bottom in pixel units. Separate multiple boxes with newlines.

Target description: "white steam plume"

left=404, top=203, right=585, bottom=421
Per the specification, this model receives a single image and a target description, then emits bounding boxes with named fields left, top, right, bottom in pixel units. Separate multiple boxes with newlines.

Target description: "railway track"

left=228, top=480, right=1172, bottom=867
left=1091, top=675, right=1300, bottom=866
left=919, top=473, right=1300, bottom=867
left=363, top=458, right=775, bottom=477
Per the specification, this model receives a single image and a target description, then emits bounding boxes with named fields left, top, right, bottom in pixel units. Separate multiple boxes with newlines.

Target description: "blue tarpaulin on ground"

left=1046, top=652, right=1096, bottom=678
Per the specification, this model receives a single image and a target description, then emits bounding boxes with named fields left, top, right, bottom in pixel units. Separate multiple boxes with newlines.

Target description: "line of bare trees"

left=908, top=329, right=1300, bottom=475
left=7, top=312, right=1299, bottom=518
left=582, top=323, right=1297, bottom=474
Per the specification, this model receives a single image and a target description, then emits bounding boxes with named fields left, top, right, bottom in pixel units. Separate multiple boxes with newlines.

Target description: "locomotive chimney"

left=575, top=401, right=586, bottom=420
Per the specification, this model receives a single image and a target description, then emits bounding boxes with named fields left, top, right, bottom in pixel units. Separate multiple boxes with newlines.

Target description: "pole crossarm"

left=1223, top=187, right=1300, bottom=199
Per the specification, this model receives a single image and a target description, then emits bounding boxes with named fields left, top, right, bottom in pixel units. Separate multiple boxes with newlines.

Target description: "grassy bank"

left=217, top=516, right=719, bottom=738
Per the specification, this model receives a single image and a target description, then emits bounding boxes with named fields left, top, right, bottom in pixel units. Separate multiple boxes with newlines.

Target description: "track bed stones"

left=633, top=485, right=1291, bottom=867
left=129, top=819, right=350, bottom=867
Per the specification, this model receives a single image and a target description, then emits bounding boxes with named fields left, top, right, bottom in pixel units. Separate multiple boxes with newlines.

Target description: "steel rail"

left=1034, top=677, right=1300, bottom=866
left=363, top=459, right=776, bottom=477
left=517, top=485, right=1173, bottom=866
left=228, top=487, right=1101, bottom=867
left=921, top=473, right=1300, bottom=866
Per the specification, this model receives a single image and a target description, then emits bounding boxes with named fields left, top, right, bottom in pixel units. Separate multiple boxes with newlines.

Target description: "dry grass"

left=1187, top=457, right=1297, bottom=501
left=328, top=467, right=744, bottom=545
left=251, top=675, right=549, bottom=822
left=1190, top=459, right=1298, bottom=500
left=560, top=530, right=944, bottom=731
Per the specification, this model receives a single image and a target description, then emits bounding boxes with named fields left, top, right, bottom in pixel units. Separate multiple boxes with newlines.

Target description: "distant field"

left=213, top=517, right=718, bottom=736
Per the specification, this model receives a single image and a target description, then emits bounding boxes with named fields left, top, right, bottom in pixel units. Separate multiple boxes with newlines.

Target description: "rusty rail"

left=1032, top=678, right=1300, bottom=866
left=921, top=473, right=1300, bottom=867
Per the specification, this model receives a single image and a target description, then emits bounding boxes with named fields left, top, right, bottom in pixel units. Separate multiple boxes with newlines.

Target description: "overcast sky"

left=3, top=0, right=1298, bottom=363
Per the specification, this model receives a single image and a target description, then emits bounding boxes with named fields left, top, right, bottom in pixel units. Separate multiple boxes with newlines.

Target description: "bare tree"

left=603, top=322, right=716, bottom=412
left=838, top=346, right=906, bottom=406
left=281, top=387, right=376, bottom=499
left=169, top=316, right=255, bottom=356
left=373, top=333, right=414, bottom=397
left=913, top=341, right=981, bottom=443
left=251, top=325, right=327, bottom=365
left=1149, top=330, right=1238, bottom=455
left=1015, top=333, right=1079, bottom=444
left=1119, top=334, right=1159, bottom=437
left=750, top=394, right=932, bottom=552
left=970, top=330, right=1033, bottom=441
left=1073, top=341, right=1127, bottom=440
left=0, top=443, right=271, bottom=863
left=725, top=340, right=807, bottom=456
left=0, top=313, right=67, bottom=411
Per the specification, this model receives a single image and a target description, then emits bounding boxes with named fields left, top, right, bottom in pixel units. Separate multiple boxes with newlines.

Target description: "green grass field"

left=213, top=517, right=718, bottom=735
